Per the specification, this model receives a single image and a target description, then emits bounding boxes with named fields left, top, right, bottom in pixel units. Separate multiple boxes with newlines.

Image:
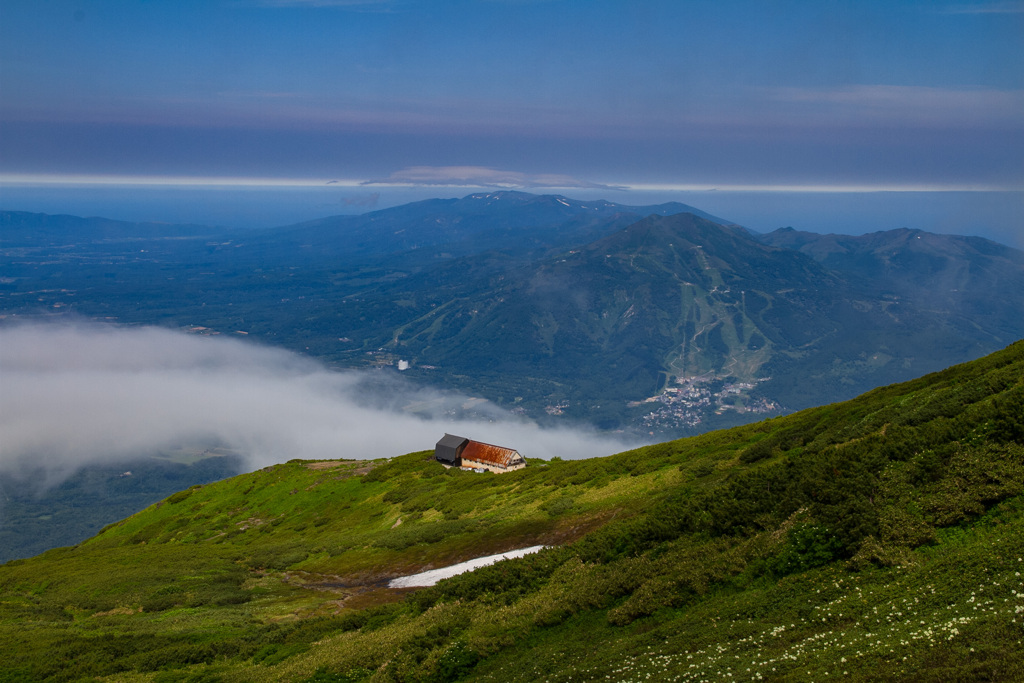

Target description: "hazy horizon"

left=2, top=182, right=1022, bottom=249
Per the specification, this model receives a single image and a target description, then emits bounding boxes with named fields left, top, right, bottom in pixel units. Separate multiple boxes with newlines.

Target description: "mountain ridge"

left=238, top=191, right=735, bottom=265
left=0, top=210, right=230, bottom=247
left=758, top=226, right=1024, bottom=339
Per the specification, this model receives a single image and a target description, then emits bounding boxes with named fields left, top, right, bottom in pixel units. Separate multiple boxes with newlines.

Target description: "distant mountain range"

left=254, top=191, right=733, bottom=264
left=3, top=191, right=1022, bottom=434
left=0, top=210, right=226, bottom=247
left=757, top=226, right=1024, bottom=342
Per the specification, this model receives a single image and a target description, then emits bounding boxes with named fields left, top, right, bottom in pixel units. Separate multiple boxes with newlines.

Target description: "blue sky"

left=0, top=0, right=1021, bottom=240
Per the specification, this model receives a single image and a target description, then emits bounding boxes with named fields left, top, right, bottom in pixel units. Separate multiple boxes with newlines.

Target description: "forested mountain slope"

left=758, top=227, right=1024, bottom=337
left=3, top=194, right=1023, bottom=435
left=336, top=212, right=1023, bottom=429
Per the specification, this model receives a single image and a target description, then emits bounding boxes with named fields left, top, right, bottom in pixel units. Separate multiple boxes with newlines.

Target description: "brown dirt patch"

left=236, top=516, right=268, bottom=530
left=304, top=460, right=377, bottom=479
left=305, top=459, right=369, bottom=471
left=544, top=507, right=624, bottom=546
left=91, top=606, right=141, bottom=617
left=342, top=587, right=414, bottom=611
left=304, top=460, right=345, bottom=470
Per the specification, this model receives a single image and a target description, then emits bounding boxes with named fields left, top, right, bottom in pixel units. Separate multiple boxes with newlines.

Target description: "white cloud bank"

left=0, top=322, right=641, bottom=483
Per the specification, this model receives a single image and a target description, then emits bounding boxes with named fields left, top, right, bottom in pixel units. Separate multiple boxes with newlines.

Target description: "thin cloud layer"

left=363, top=166, right=623, bottom=190
left=0, top=322, right=641, bottom=485
left=764, top=85, right=1024, bottom=128
left=941, top=2, right=1024, bottom=13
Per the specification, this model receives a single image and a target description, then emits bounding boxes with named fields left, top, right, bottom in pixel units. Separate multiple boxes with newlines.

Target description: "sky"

left=0, top=0, right=1022, bottom=239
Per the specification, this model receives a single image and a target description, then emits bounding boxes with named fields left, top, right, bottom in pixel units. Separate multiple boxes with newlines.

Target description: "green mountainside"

left=341, top=212, right=1021, bottom=431
left=2, top=341, right=1022, bottom=682
left=757, top=226, right=1024, bottom=341
left=4, top=195, right=1022, bottom=436
left=0, top=452, right=246, bottom=564
left=347, top=212, right=840, bottom=422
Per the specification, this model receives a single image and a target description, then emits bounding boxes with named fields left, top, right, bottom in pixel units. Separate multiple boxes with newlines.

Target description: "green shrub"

left=739, top=436, right=778, bottom=463
left=166, top=486, right=201, bottom=505
left=428, top=641, right=480, bottom=682
left=251, top=643, right=308, bottom=665
left=372, top=518, right=480, bottom=550
left=769, top=524, right=844, bottom=576
left=301, top=667, right=374, bottom=683
left=539, top=495, right=575, bottom=517
left=360, top=603, right=405, bottom=632
left=247, top=544, right=309, bottom=570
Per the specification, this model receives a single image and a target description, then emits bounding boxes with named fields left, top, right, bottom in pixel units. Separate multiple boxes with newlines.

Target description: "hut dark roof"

left=437, top=433, right=468, bottom=449
left=434, top=433, right=469, bottom=464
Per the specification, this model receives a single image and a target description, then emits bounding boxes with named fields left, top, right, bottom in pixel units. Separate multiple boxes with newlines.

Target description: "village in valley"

left=632, top=375, right=779, bottom=431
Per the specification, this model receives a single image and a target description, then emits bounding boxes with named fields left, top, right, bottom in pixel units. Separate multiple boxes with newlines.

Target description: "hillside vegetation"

left=1, top=341, right=1023, bottom=682
left=0, top=452, right=245, bottom=564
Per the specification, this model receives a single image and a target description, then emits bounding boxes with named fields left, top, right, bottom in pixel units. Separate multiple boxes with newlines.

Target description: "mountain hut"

left=434, top=434, right=526, bottom=473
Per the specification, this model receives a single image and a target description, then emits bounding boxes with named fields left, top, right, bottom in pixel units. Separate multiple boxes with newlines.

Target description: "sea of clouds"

left=0, top=321, right=642, bottom=485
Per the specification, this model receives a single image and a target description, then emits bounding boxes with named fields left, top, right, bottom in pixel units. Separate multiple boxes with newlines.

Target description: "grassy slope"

left=0, top=453, right=246, bottom=563
left=1, top=342, right=1022, bottom=682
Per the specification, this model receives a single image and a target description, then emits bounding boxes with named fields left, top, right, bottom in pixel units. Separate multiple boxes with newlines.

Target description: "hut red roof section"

left=460, top=440, right=521, bottom=468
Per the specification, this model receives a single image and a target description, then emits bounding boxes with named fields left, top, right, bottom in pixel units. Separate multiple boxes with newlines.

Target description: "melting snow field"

left=389, top=545, right=546, bottom=588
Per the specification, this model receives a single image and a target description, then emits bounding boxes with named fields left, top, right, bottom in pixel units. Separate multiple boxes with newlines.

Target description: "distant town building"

left=433, top=434, right=526, bottom=473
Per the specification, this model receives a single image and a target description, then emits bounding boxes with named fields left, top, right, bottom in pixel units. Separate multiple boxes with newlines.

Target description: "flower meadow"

left=462, top=512, right=1024, bottom=683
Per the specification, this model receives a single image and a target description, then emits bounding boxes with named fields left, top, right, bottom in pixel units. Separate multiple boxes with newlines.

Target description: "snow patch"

left=389, top=545, right=546, bottom=588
